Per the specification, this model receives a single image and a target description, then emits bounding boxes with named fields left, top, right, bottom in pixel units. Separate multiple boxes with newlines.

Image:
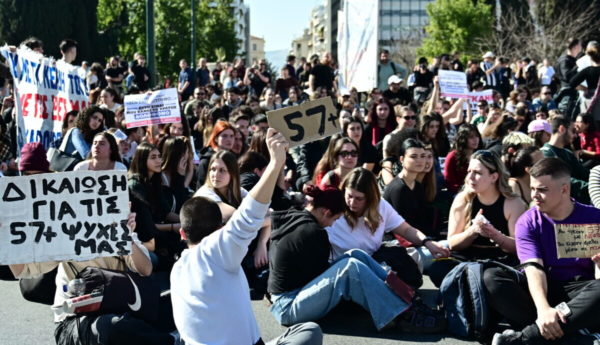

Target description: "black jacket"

left=268, top=209, right=331, bottom=294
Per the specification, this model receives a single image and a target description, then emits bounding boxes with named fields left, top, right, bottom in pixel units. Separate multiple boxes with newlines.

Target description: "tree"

left=476, top=0, right=600, bottom=63
left=0, top=0, right=114, bottom=63
left=96, top=0, right=240, bottom=83
left=417, top=0, right=493, bottom=60
left=197, top=0, right=240, bottom=62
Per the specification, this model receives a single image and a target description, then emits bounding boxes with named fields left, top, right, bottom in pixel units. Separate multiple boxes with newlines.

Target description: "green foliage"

left=197, top=0, right=240, bottom=62
left=417, top=0, right=493, bottom=60
left=96, top=0, right=240, bottom=84
left=0, top=0, right=114, bottom=63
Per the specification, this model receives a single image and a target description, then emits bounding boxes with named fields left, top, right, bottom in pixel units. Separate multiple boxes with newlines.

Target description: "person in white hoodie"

left=170, top=128, right=322, bottom=345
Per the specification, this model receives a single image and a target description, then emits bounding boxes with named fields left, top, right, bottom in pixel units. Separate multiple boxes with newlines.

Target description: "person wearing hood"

left=268, top=185, right=446, bottom=333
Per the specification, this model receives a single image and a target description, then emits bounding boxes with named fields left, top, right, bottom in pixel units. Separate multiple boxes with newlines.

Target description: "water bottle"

left=67, top=278, right=85, bottom=297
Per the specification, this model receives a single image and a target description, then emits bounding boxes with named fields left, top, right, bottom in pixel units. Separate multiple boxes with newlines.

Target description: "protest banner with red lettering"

left=0, top=45, right=89, bottom=151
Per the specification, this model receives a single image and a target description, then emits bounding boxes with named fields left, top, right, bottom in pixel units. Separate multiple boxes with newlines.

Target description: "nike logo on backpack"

left=127, top=275, right=141, bottom=311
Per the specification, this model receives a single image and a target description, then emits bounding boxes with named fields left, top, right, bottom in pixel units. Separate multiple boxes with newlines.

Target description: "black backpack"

left=70, top=263, right=160, bottom=324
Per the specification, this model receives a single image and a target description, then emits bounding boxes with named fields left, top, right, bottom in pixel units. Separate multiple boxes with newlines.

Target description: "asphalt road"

left=0, top=276, right=477, bottom=345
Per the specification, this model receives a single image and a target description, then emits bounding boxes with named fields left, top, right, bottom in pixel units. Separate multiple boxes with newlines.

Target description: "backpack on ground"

left=439, top=260, right=519, bottom=342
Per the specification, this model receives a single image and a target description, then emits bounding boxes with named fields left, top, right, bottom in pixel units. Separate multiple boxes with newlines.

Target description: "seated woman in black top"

left=383, top=139, right=431, bottom=236
left=342, top=116, right=377, bottom=171
left=428, top=150, right=527, bottom=287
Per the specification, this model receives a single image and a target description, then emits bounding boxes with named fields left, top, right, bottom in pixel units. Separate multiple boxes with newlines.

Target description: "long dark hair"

left=367, top=98, right=396, bottom=129
left=76, top=106, right=104, bottom=143
left=161, top=136, right=190, bottom=179
left=454, top=124, right=482, bottom=170
left=578, top=113, right=597, bottom=134
left=506, top=146, right=539, bottom=178
left=419, top=112, right=449, bottom=157
left=128, top=142, right=164, bottom=216
left=87, top=132, right=122, bottom=163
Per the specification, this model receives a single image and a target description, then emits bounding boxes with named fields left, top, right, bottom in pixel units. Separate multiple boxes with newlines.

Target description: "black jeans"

left=55, top=313, right=174, bottom=345
left=483, top=266, right=600, bottom=343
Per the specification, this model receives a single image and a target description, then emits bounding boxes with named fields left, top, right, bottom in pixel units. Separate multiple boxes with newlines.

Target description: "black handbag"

left=48, top=128, right=82, bottom=172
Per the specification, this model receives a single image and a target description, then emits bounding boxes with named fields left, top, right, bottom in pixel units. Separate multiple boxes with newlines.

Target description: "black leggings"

left=483, top=266, right=600, bottom=342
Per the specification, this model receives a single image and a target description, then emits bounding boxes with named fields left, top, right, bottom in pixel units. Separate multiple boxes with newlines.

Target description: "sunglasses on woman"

left=339, top=150, right=359, bottom=158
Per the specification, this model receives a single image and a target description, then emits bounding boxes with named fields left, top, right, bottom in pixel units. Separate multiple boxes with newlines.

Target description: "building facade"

left=249, top=35, right=265, bottom=64
left=230, top=0, right=251, bottom=63
left=292, top=0, right=433, bottom=60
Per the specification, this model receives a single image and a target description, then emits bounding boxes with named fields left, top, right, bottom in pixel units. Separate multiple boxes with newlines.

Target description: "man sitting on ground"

left=485, top=158, right=600, bottom=345
left=170, top=128, right=322, bottom=345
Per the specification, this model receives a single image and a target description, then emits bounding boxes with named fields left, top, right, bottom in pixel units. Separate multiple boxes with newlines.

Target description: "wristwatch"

left=421, top=236, right=435, bottom=246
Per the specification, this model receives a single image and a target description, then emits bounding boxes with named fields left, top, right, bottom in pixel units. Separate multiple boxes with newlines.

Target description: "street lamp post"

left=146, top=0, right=156, bottom=87
left=191, top=0, right=196, bottom=70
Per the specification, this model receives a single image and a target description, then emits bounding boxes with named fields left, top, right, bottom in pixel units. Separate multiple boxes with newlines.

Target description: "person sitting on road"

left=171, top=128, right=323, bottom=345
left=428, top=150, right=528, bottom=288
left=268, top=185, right=446, bottom=333
left=487, top=158, right=600, bottom=345
left=9, top=213, right=172, bottom=345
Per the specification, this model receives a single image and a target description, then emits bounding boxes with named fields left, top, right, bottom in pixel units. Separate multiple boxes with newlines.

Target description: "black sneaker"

left=492, top=329, right=524, bottom=345
left=398, top=299, right=447, bottom=333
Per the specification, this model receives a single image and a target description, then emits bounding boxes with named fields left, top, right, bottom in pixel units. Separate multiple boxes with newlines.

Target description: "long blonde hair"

left=461, top=150, right=518, bottom=227
left=341, top=168, right=381, bottom=234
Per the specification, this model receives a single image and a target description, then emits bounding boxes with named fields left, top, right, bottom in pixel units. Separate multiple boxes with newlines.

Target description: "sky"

left=244, top=0, right=324, bottom=52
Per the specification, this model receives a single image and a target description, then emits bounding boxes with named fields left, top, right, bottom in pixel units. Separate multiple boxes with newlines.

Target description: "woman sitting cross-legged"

left=268, top=185, right=447, bottom=333
left=428, top=150, right=528, bottom=288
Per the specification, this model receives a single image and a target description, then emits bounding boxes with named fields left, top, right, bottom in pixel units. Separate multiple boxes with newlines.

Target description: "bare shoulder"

left=451, top=191, right=469, bottom=209
left=504, top=196, right=528, bottom=216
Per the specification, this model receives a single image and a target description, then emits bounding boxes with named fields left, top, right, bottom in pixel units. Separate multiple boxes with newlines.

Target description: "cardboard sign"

left=0, top=171, right=131, bottom=265
left=438, top=70, right=469, bottom=98
left=124, top=88, right=181, bottom=128
left=555, top=223, right=600, bottom=259
left=267, top=97, right=339, bottom=147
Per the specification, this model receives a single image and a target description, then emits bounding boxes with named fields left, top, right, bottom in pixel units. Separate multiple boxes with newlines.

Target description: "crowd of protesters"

left=1, top=36, right=600, bottom=345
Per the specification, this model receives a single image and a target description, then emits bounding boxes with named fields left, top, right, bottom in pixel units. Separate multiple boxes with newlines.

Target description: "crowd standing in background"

left=1, top=36, right=600, bottom=345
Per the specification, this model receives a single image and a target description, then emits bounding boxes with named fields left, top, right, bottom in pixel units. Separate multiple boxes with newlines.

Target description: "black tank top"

left=470, top=195, right=509, bottom=247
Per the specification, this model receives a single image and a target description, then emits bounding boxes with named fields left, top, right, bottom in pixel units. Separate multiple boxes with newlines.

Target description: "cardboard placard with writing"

left=438, top=70, right=469, bottom=98
left=124, top=88, right=181, bottom=129
left=555, top=223, right=600, bottom=259
left=0, top=171, right=131, bottom=265
left=267, top=97, right=339, bottom=147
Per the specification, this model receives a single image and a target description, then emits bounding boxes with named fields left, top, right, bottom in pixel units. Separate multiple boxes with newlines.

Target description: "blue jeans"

left=269, top=249, right=410, bottom=330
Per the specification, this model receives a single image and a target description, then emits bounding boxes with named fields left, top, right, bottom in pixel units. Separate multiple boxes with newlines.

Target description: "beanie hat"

left=19, top=142, right=50, bottom=172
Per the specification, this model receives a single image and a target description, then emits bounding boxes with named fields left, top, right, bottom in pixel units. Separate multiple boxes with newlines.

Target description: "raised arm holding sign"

left=266, top=97, right=339, bottom=147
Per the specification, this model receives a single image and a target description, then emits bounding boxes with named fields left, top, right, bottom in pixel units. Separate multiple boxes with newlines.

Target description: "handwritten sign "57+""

left=267, top=97, right=339, bottom=147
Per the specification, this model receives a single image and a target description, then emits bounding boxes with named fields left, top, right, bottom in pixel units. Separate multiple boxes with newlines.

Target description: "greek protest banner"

left=337, top=0, right=379, bottom=92
left=124, top=88, right=181, bottom=128
left=466, top=90, right=494, bottom=115
left=438, top=70, right=469, bottom=98
left=267, top=97, right=339, bottom=147
left=0, top=45, right=90, bottom=151
left=0, top=171, right=131, bottom=265
left=555, top=223, right=600, bottom=259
